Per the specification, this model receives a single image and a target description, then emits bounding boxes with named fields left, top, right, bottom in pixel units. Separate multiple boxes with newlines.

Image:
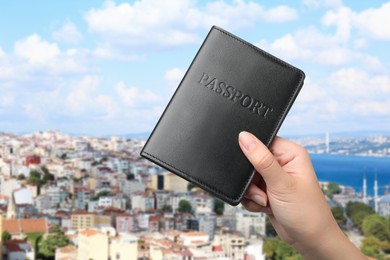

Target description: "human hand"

left=238, top=131, right=366, bottom=259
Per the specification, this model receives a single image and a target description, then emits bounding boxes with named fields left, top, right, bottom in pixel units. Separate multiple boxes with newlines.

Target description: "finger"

left=270, top=136, right=310, bottom=167
left=241, top=197, right=273, bottom=214
left=239, top=131, right=286, bottom=186
left=244, top=183, right=268, bottom=207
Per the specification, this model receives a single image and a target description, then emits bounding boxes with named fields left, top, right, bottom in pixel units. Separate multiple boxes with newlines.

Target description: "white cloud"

left=0, top=47, right=5, bottom=59
left=282, top=65, right=390, bottom=135
left=294, top=77, right=327, bottom=104
left=0, top=34, right=95, bottom=82
left=84, top=0, right=298, bottom=47
left=64, top=76, right=121, bottom=120
left=323, top=2, right=390, bottom=40
left=116, top=81, right=160, bottom=106
left=328, top=68, right=390, bottom=98
left=322, top=6, right=353, bottom=41
left=354, top=2, right=390, bottom=40
left=164, top=68, right=185, bottom=88
left=0, top=95, right=14, bottom=107
left=139, top=90, right=160, bottom=102
left=188, top=1, right=297, bottom=29
left=22, top=104, right=46, bottom=122
left=353, top=100, right=390, bottom=116
left=93, top=47, right=141, bottom=61
left=14, top=34, right=60, bottom=64
left=66, top=76, right=100, bottom=113
left=116, top=82, right=138, bottom=106
left=85, top=0, right=197, bottom=46
left=259, top=26, right=382, bottom=68
left=96, top=95, right=118, bottom=119
left=302, top=0, right=342, bottom=9
left=52, top=21, right=83, bottom=45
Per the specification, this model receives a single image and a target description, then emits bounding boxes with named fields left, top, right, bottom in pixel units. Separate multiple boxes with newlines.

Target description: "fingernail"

left=239, top=131, right=256, bottom=152
left=252, top=195, right=267, bottom=207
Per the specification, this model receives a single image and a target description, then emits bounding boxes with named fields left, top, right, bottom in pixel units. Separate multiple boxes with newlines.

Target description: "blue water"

left=310, top=154, right=390, bottom=195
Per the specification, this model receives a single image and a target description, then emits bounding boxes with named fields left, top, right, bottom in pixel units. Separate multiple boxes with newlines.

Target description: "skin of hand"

left=238, top=131, right=367, bottom=260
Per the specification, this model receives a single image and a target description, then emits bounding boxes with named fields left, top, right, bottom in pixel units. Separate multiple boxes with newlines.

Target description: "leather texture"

left=141, top=26, right=305, bottom=205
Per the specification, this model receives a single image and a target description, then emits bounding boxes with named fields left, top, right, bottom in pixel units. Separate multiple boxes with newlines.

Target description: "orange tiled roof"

left=21, top=218, right=49, bottom=233
left=181, top=231, right=207, bottom=237
left=0, top=194, right=10, bottom=200
left=2, top=219, right=20, bottom=234
left=79, top=229, right=101, bottom=237
left=57, top=245, right=77, bottom=253
left=3, top=218, right=48, bottom=234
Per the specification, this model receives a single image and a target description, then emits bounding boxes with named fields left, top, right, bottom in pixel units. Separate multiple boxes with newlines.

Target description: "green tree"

left=264, top=237, right=302, bottom=260
left=351, top=211, right=371, bottom=230
left=362, top=214, right=390, bottom=241
left=360, top=236, right=390, bottom=259
left=60, top=153, right=67, bottom=160
left=17, top=174, right=26, bottom=180
left=187, top=183, right=196, bottom=191
left=346, top=201, right=374, bottom=218
left=92, top=160, right=99, bottom=166
left=38, top=230, right=71, bottom=259
left=2, top=230, right=11, bottom=241
left=43, top=171, right=55, bottom=183
left=346, top=201, right=374, bottom=229
left=331, top=206, right=346, bottom=227
left=178, top=199, right=192, bottom=213
left=161, top=204, right=172, bottom=212
left=327, top=182, right=341, bottom=195
left=90, top=191, right=111, bottom=201
left=28, top=169, right=43, bottom=186
left=213, top=198, right=224, bottom=215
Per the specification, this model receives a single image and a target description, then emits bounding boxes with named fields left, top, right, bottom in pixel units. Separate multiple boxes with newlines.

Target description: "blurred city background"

left=0, top=1, right=389, bottom=259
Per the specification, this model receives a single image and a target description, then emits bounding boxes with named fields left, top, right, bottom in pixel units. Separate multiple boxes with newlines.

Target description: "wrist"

left=295, top=219, right=366, bottom=260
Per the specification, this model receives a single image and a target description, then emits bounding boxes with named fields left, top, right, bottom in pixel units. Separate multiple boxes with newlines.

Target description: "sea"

left=310, top=154, right=390, bottom=196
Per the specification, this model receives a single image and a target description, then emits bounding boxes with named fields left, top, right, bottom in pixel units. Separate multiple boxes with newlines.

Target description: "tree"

left=43, top=171, right=55, bottom=183
left=161, top=204, right=172, bottom=212
left=346, top=201, right=374, bottom=229
left=360, top=236, right=390, bottom=259
left=362, top=214, right=390, bottom=241
left=327, top=182, right=341, bottom=195
left=2, top=230, right=11, bottom=241
left=60, top=153, right=67, bottom=160
left=213, top=198, right=224, bottom=215
left=264, top=237, right=302, bottom=260
left=346, top=201, right=374, bottom=218
left=331, top=206, right=347, bottom=227
left=187, top=183, right=196, bottom=191
left=90, top=191, right=111, bottom=201
left=28, top=169, right=43, bottom=186
left=17, top=174, right=26, bottom=180
left=351, top=211, right=371, bottom=230
left=178, top=200, right=192, bottom=213
left=38, top=229, right=71, bottom=259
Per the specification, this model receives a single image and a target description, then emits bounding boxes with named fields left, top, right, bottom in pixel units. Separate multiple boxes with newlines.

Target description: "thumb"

left=238, top=131, right=285, bottom=187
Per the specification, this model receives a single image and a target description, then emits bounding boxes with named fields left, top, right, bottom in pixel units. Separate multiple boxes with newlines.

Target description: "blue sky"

left=0, top=0, right=389, bottom=136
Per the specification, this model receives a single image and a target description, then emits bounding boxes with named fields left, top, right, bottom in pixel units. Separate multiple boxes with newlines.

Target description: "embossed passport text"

left=141, top=26, right=305, bottom=205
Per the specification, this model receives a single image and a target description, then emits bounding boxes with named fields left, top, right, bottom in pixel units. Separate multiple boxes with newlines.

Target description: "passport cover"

left=141, top=26, right=305, bottom=205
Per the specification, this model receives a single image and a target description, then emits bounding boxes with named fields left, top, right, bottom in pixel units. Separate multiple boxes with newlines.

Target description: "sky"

left=0, top=0, right=389, bottom=136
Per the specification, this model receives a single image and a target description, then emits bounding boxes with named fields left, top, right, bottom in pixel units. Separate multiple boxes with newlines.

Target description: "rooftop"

left=3, top=218, right=48, bottom=234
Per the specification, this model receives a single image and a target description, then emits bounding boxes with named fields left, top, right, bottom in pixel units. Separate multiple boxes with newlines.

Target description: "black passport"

left=141, top=26, right=305, bottom=205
